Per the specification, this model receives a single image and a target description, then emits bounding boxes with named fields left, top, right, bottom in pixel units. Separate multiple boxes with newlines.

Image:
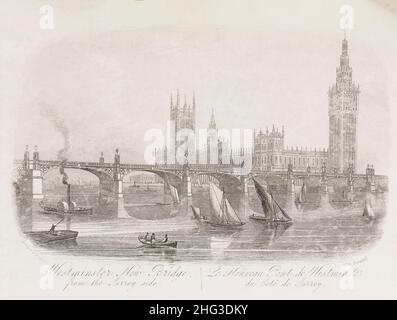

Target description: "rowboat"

left=249, top=214, right=272, bottom=222
left=203, top=220, right=245, bottom=228
left=138, top=236, right=177, bottom=248
left=25, top=217, right=78, bottom=244
left=25, top=230, right=78, bottom=244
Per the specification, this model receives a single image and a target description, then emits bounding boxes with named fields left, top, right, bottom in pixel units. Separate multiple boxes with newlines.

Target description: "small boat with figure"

left=191, top=205, right=213, bottom=223
left=249, top=178, right=292, bottom=224
left=25, top=217, right=78, bottom=244
left=203, top=182, right=245, bottom=228
left=39, top=185, right=93, bottom=215
left=138, top=234, right=177, bottom=248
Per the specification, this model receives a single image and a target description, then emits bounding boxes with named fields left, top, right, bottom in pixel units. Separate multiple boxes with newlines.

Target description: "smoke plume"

left=40, top=103, right=70, bottom=185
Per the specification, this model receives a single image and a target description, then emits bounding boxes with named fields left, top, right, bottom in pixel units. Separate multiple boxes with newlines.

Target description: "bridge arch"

left=250, top=173, right=287, bottom=185
left=40, top=167, right=111, bottom=207
left=196, top=172, right=242, bottom=190
left=293, top=175, right=322, bottom=190
left=41, top=166, right=114, bottom=183
left=122, top=169, right=182, bottom=189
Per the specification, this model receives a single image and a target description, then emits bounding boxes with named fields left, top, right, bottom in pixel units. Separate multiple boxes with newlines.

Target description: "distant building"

left=206, top=108, right=227, bottom=165
left=169, top=90, right=196, bottom=158
left=253, top=37, right=359, bottom=173
left=161, top=38, right=360, bottom=172
left=252, top=126, right=328, bottom=172
left=129, top=173, right=162, bottom=184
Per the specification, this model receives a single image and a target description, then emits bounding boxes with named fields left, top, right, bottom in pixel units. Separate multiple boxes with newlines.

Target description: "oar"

left=54, top=217, right=65, bottom=226
left=130, top=244, right=146, bottom=249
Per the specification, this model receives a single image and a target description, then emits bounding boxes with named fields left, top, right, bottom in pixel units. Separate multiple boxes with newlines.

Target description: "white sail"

left=209, top=182, right=225, bottom=223
left=223, top=195, right=243, bottom=224
left=271, top=194, right=292, bottom=222
left=297, top=183, right=306, bottom=203
left=363, top=200, right=375, bottom=218
left=209, top=182, right=242, bottom=225
left=191, top=205, right=201, bottom=220
left=301, top=183, right=307, bottom=202
left=169, top=185, right=180, bottom=204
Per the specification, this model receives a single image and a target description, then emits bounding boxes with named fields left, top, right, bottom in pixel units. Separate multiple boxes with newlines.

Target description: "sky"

left=2, top=0, right=396, bottom=174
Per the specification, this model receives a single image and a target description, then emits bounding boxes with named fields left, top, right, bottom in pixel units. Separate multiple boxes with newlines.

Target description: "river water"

left=16, top=183, right=386, bottom=262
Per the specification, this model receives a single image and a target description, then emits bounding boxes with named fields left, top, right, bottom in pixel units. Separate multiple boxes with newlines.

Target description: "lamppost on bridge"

left=23, top=145, right=30, bottom=170
left=113, top=149, right=123, bottom=199
left=21, top=145, right=43, bottom=200
left=287, top=163, right=295, bottom=194
left=33, top=145, right=39, bottom=170
left=321, top=162, right=328, bottom=193
left=366, top=164, right=376, bottom=192
left=182, top=149, right=192, bottom=197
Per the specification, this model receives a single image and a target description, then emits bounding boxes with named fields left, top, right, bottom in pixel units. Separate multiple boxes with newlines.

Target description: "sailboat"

left=191, top=205, right=202, bottom=220
left=204, top=182, right=245, bottom=228
left=363, top=200, right=375, bottom=219
left=169, top=185, right=180, bottom=204
left=249, top=178, right=292, bottom=224
left=295, top=182, right=307, bottom=204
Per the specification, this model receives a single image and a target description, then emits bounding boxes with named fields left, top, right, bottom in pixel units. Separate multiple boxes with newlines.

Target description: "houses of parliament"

left=161, top=37, right=359, bottom=174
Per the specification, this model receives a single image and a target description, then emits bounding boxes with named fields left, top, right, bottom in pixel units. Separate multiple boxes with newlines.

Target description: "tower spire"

left=208, top=108, right=216, bottom=129
left=192, top=91, right=196, bottom=126
left=328, top=36, right=359, bottom=173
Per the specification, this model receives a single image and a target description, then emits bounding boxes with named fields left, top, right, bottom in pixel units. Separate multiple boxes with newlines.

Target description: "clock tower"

left=328, top=37, right=359, bottom=173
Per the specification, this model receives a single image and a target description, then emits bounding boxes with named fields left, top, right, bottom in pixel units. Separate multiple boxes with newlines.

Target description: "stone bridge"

left=13, top=148, right=250, bottom=215
left=14, top=148, right=387, bottom=216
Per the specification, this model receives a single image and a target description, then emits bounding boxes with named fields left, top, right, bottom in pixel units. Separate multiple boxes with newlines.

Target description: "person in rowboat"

left=144, top=232, right=150, bottom=241
left=150, top=233, right=156, bottom=243
left=49, top=224, right=56, bottom=235
left=163, top=234, right=168, bottom=243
